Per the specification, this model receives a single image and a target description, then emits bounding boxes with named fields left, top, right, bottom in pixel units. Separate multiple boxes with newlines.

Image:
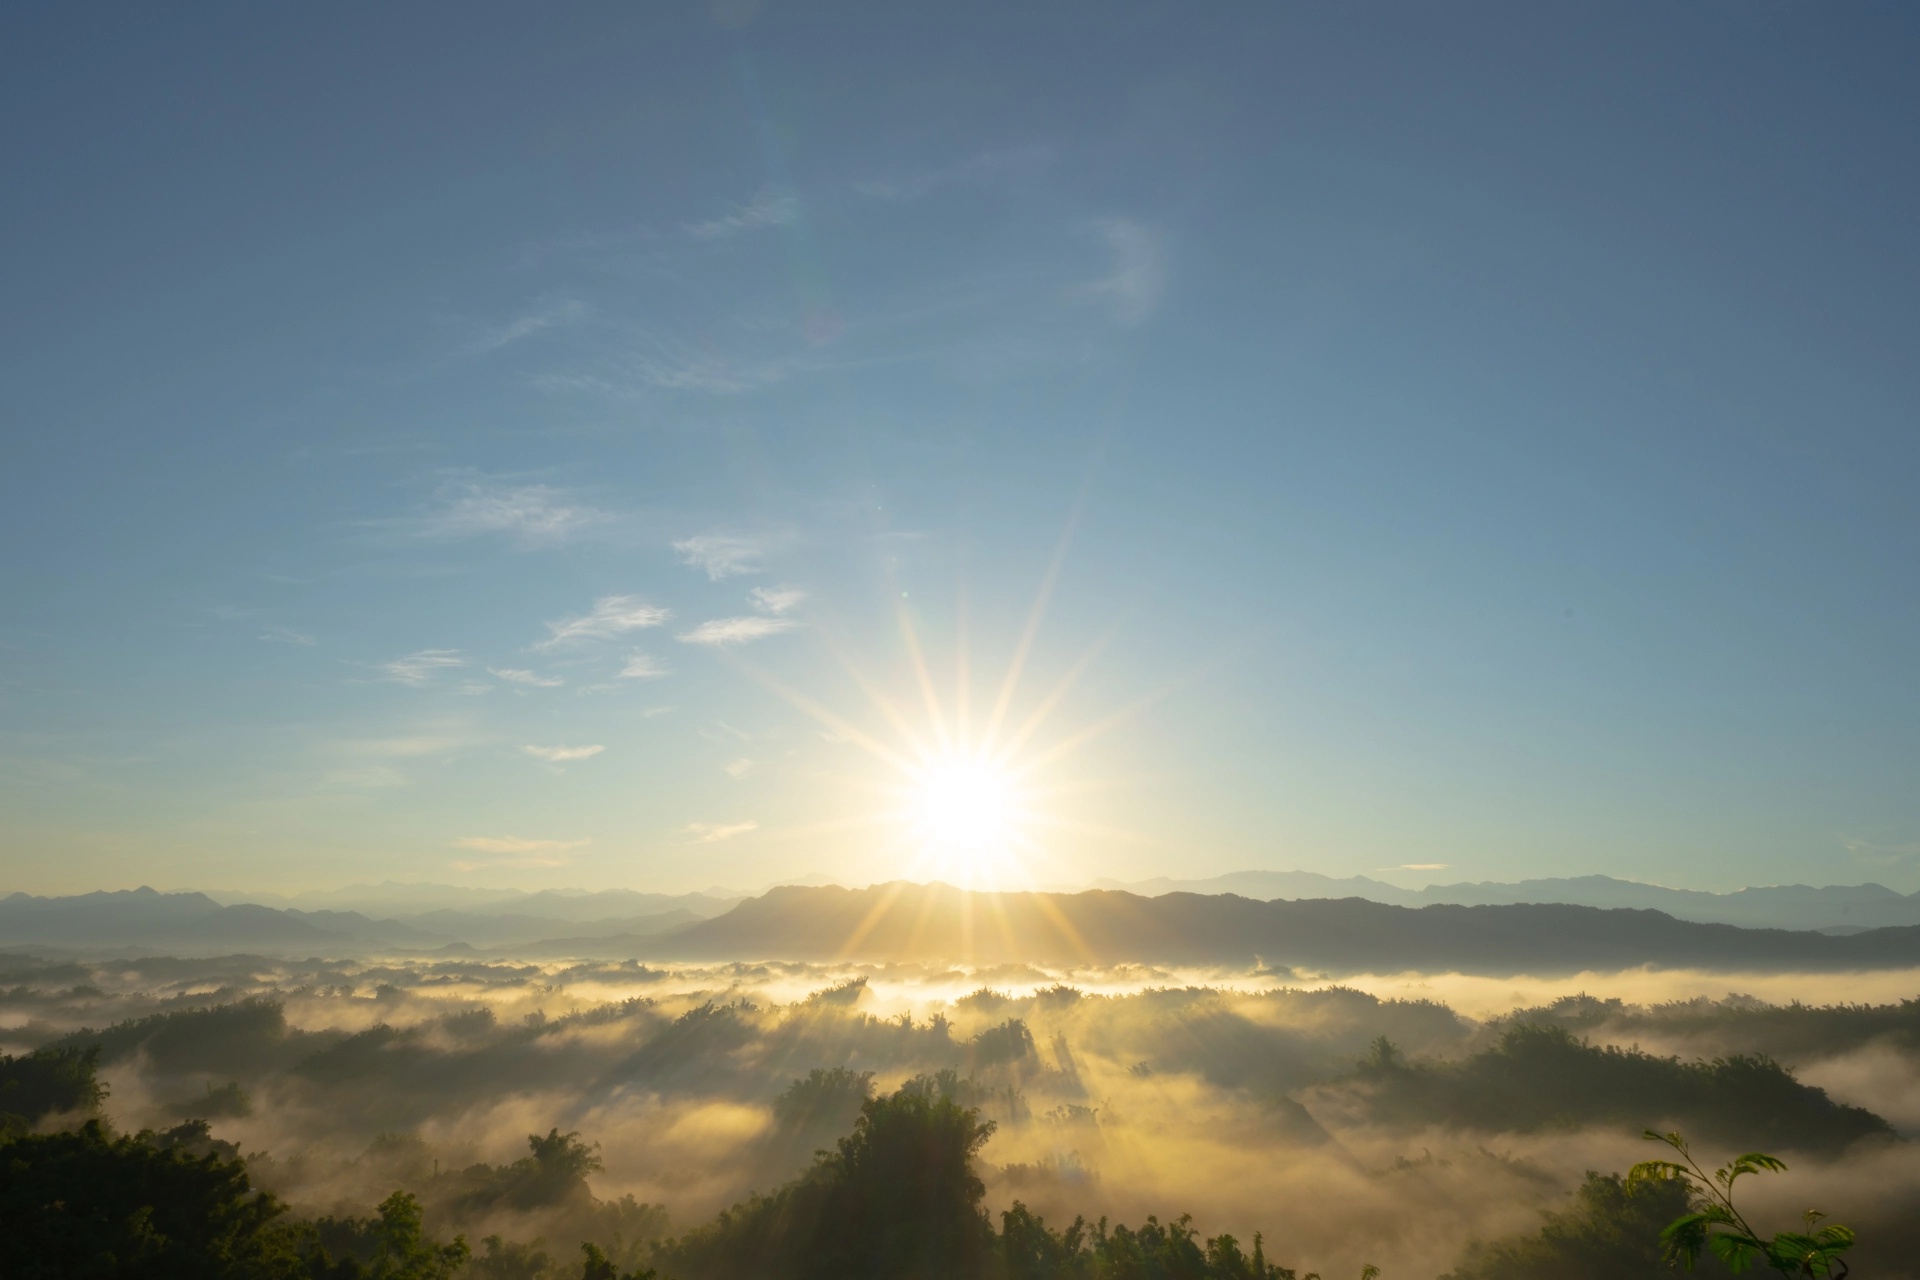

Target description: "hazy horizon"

left=17, top=865, right=1920, bottom=904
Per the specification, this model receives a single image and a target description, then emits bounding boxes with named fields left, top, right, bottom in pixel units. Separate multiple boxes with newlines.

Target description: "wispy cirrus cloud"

left=470, top=297, right=589, bottom=354
left=674, top=535, right=765, bottom=580
left=449, top=833, right=590, bottom=870
left=1080, top=218, right=1166, bottom=327
left=339, top=732, right=482, bottom=757
left=854, top=144, right=1053, bottom=203
left=687, top=820, right=757, bottom=843
left=384, top=479, right=613, bottom=548
left=679, top=616, right=798, bottom=646
left=489, top=667, right=563, bottom=688
left=536, top=595, right=671, bottom=649
left=749, top=584, right=806, bottom=614
left=628, top=349, right=800, bottom=394
left=522, top=744, right=604, bottom=763
left=382, top=649, right=465, bottom=685
left=1398, top=863, right=1451, bottom=871
left=453, top=834, right=591, bottom=854
left=724, top=757, right=754, bottom=779
left=620, top=651, right=669, bottom=679
left=259, top=625, right=317, bottom=646
left=686, top=187, right=799, bottom=240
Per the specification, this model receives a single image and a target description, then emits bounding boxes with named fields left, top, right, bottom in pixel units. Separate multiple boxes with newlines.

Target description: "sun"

left=722, top=528, right=1161, bottom=894
left=910, top=757, right=1017, bottom=865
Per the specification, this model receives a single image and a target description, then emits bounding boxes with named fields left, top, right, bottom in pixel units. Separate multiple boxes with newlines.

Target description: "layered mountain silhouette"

left=0, top=887, right=701, bottom=953
left=1093, top=870, right=1920, bottom=933
left=11, top=881, right=1920, bottom=975
left=630, top=882, right=1920, bottom=973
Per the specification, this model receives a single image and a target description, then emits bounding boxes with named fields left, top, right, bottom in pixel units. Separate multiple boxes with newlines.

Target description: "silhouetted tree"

left=0, top=1118, right=300, bottom=1279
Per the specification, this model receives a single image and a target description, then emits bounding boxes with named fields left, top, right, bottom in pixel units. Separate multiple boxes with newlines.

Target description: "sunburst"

left=703, top=517, right=1184, bottom=894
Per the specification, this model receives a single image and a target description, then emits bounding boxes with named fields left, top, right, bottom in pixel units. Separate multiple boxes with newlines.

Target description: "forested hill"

left=636, top=882, right=1920, bottom=974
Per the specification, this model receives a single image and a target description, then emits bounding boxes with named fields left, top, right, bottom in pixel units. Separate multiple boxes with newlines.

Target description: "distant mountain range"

left=8, top=879, right=1920, bottom=975
left=629, top=882, right=1920, bottom=973
left=1092, top=871, right=1920, bottom=933
left=193, top=871, right=1920, bottom=934
left=0, top=887, right=710, bottom=954
left=199, top=882, right=743, bottom=922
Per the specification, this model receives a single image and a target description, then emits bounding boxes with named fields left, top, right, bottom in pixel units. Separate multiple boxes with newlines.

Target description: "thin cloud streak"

left=489, top=667, right=563, bottom=687
left=1082, top=218, right=1166, bottom=326
left=388, top=479, right=612, bottom=548
left=381, top=650, right=465, bottom=685
left=537, top=596, right=672, bottom=649
left=451, top=835, right=591, bottom=854
left=685, top=187, right=798, bottom=240
left=750, top=585, right=806, bottom=615
left=674, top=535, right=767, bottom=579
left=853, top=144, right=1053, bottom=203
left=469, top=297, right=589, bottom=354
left=620, top=651, right=669, bottom=679
left=259, top=625, right=317, bottom=646
left=687, top=820, right=758, bottom=843
left=522, top=744, right=605, bottom=762
left=679, top=616, right=798, bottom=645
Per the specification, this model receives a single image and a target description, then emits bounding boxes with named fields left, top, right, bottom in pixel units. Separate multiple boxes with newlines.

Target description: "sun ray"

left=981, top=494, right=1087, bottom=754
left=954, top=580, right=972, bottom=756
left=894, top=601, right=953, bottom=758
left=836, top=878, right=911, bottom=959
left=809, top=620, right=945, bottom=768
left=1008, top=659, right=1214, bottom=780
left=712, top=649, right=922, bottom=776
left=1027, top=891, right=1098, bottom=966
left=990, top=623, right=1118, bottom=770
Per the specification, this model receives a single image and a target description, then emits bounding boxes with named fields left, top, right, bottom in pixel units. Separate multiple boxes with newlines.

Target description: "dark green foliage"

left=308, top=1191, right=471, bottom=1279
left=45, top=998, right=296, bottom=1076
left=1515, top=992, right=1920, bottom=1062
left=803, top=977, right=869, bottom=1006
left=580, top=1240, right=657, bottom=1280
left=468, top=1234, right=551, bottom=1280
left=902, top=1067, right=991, bottom=1107
left=771, top=1066, right=875, bottom=1132
left=402, top=1128, right=667, bottom=1269
left=0, top=1118, right=300, bottom=1279
left=294, top=1023, right=423, bottom=1085
left=442, top=1129, right=603, bottom=1216
left=617, top=1003, right=756, bottom=1086
left=152, top=1116, right=244, bottom=1161
left=969, top=1018, right=1036, bottom=1067
left=997, top=1203, right=1309, bottom=1280
left=656, top=1086, right=1324, bottom=1280
left=1629, top=1132, right=1854, bottom=1277
left=1355, top=1024, right=1891, bottom=1152
left=175, top=1079, right=256, bottom=1119
left=1118, top=986, right=1470, bottom=1096
left=0, top=1043, right=105, bottom=1125
left=1441, top=1172, right=1697, bottom=1279
left=657, top=1086, right=998, bottom=1280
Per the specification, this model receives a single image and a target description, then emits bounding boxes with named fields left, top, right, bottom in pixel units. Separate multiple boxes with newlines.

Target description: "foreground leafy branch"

left=1626, top=1130, right=1854, bottom=1278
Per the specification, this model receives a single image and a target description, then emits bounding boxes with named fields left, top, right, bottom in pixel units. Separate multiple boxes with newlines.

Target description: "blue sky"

left=3, top=3, right=1918, bottom=896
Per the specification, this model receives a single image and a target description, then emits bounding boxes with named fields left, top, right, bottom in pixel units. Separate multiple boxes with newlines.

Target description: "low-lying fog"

left=7, top=953, right=1919, bottom=1278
